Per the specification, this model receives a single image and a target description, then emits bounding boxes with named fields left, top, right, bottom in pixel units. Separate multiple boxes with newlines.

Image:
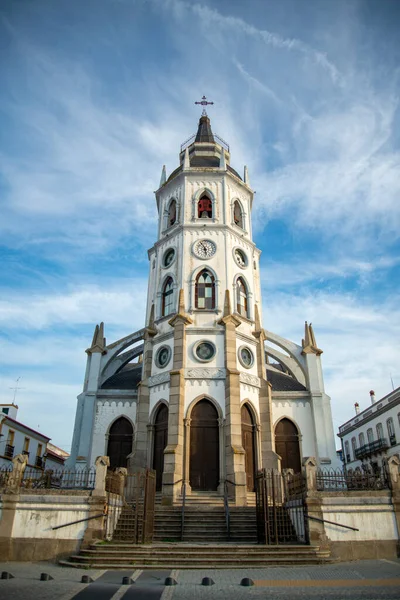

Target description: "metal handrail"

left=305, top=514, right=359, bottom=532
left=223, top=480, right=230, bottom=541
left=180, top=482, right=186, bottom=541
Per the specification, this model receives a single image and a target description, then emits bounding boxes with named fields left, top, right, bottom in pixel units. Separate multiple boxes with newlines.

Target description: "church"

left=67, top=105, right=340, bottom=505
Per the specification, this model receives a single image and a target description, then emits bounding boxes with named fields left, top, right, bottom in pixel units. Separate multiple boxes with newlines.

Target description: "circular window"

left=163, top=248, right=176, bottom=268
left=238, top=346, right=254, bottom=369
left=155, top=345, right=172, bottom=368
left=234, top=248, right=248, bottom=268
left=194, top=340, right=216, bottom=362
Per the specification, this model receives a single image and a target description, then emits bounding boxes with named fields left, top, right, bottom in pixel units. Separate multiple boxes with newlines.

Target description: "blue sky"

left=1, top=0, right=399, bottom=451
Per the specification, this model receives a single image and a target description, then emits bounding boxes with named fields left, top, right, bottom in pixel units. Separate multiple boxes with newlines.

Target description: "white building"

left=0, top=404, right=50, bottom=470
left=67, top=111, right=340, bottom=504
left=338, top=388, right=400, bottom=476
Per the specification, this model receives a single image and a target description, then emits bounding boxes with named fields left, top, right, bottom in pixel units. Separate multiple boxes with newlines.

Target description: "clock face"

left=193, top=239, right=216, bottom=259
left=163, top=248, right=175, bottom=267
left=234, top=248, right=247, bottom=267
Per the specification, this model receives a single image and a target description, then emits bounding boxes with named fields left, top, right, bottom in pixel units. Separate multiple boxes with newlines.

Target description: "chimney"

left=355, top=402, right=360, bottom=415
left=370, top=390, right=376, bottom=404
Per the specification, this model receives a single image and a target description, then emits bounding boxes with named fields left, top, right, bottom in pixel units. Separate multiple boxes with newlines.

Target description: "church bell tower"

left=131, top=106, right=279, bottom=505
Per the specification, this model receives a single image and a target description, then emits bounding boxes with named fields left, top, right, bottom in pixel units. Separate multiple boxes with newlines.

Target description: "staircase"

left=60, top=491, right=332, bottom=568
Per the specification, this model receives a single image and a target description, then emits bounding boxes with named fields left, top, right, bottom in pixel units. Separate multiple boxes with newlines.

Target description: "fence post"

left=303, top=457, right=317, bottom=492
left=6, top=454, right=28, bottom=493
left=387, top=456, right=400, bottom=491
left=302, top=457, right=327, bottom=547
left=94, top=456, right=110, bottom=494
left=387, top=456, right=400, bottom=555
left=82, top=457, right=109, bottom=547
left=115, top=467, right=128, bottom=497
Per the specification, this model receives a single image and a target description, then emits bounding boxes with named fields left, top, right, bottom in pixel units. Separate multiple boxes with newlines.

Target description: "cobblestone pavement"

left=0, top=559, right=399, bottom=599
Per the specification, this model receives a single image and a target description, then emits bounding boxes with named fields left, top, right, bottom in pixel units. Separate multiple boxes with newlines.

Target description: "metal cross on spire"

left=195, top=95, right=214, bottom=116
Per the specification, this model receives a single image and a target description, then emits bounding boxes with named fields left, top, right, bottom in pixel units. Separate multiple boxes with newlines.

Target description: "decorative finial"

left=195, top=95, right=214, bottom=116
left=159, top=165, right=166, bottom=187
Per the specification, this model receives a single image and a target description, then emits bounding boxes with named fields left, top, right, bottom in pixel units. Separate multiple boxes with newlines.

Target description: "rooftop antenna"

left=9, top=376, right=25, bottom=403
left=195, top=95, right=214, bottom=116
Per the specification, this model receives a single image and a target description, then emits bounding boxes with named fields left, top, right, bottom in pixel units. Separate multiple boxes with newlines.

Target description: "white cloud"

left=0, top=280, right=148, bottom=330
left=263, top=289, right=400, bottom=437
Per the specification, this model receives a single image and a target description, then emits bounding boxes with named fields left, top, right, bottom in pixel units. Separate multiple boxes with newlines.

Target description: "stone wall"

left=0, top=491, right=92, bottom=561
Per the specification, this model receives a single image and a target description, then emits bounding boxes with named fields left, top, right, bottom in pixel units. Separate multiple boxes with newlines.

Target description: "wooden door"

left=241, top=404, right=256, bottom=491
left=275, top=418, right=301, bottom=473
left=107, top=417, right=133, bottom=469
left=153, top=404, right=169, bottom=491
left=190, top=400, right=219, bottom=491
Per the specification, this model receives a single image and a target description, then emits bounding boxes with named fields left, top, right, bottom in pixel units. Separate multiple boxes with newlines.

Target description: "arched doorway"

left=241, top=404, right=256, bottom=491
left=275, top=418, right=301, bottom=473
left=153, top=404, right=169, bottom=491
left=190, top=399, right=219, bottom=491
left=107, top=417, right=133, bottom=469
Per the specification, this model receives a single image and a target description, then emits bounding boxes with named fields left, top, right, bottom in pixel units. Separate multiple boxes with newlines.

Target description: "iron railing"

left=0, top=464, right=13, bottom=487
left=181, top=482, right=187, bottom=541
left=21, top=467, right=96, bottom=490
left=316, top=468, right=389, bottom=491
left=4, top=444, right=14, bottom=458
left=180, top=133, right=230, bottom=153
left=355, top=438, right=389, bottom=459
left=255, top=469, right=308, bottom=545
left=110, top=469, right=156, bottom=544
left=35, top=456, right=44, bottom=468
left=223, top=480, right=231, bottom=541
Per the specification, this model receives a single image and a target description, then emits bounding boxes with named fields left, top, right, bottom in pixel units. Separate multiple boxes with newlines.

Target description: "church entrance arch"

left=189, top=399, right=219, bottom=491
left=275, top=418, right=301, bottom=473
left=241, top=404, right=256, bottom=491
left=107, top=417, right=133, bottom=469
left=153, top=404, right=169, bottom=491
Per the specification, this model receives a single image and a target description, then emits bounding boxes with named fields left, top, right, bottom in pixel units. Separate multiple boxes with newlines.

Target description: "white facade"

left=68, top=113, right=341, bottom=490
left=0, top=404, right=50, bottom=470
left=338, top=388, right=400, bottom=474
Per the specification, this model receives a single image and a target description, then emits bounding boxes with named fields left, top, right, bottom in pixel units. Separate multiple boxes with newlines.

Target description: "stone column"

left=94, top=456, right=110, bottom=494
left=162, top=290, right=192, bottom=505
left=114, top=467, right=128, bottom=497
left=253, top=306, right=280, bottom=470
left=218, top=291, right=246, bottom=506
left=130, top=316, right=157, bottom=471
left=6, top=453, right=28, bottom=493
left=302, top=456, right=328, bottom=547
left=387, top=455, right=400, bottom=554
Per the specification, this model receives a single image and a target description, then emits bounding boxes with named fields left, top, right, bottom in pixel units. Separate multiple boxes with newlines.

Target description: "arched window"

left=236, top=277, right=249, bottom=317
left=367, top=428, right=374, bottom=444
left=376, top=422, right=384, bottom=440
left=161, top=277, right=174, bottom=316
left=198, top=194, right=212, bottom=219
left=344, top=441, right=350, bottom=463
left=233, top=200, right=243, bottom=228
left=351, top=437, right=357, bottom=460
left=387, top=418, right=396, bottom=445
left=168, top=199, right=177, bottom=227
left=359, top=432, right=365, bottom=447
left=195, top=269, right=215, bottom=309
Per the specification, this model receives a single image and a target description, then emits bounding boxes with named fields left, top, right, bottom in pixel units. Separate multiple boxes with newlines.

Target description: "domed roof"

left=101, top=363, right=142, bottom=390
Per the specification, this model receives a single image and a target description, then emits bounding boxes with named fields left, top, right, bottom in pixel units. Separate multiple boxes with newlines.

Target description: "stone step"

left=85, top=543, right=323, bottom=555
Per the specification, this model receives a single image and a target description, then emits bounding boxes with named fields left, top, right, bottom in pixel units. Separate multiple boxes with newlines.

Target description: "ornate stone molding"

left=185, top=367, right=226, bottom=380
left=148, top=372, right=171, bottom=387
left=239, top=372, right=261, bottom=388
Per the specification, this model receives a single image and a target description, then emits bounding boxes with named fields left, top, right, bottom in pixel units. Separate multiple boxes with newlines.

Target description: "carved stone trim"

left=148, top=372, right=171, bottom=387
left=185, top=367, right=226, bottom=380
left=239, top=372, right=261, bottom=388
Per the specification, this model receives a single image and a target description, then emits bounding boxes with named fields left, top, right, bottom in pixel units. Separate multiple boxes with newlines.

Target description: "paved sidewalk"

left=0, top=559, right=399, bottom=599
